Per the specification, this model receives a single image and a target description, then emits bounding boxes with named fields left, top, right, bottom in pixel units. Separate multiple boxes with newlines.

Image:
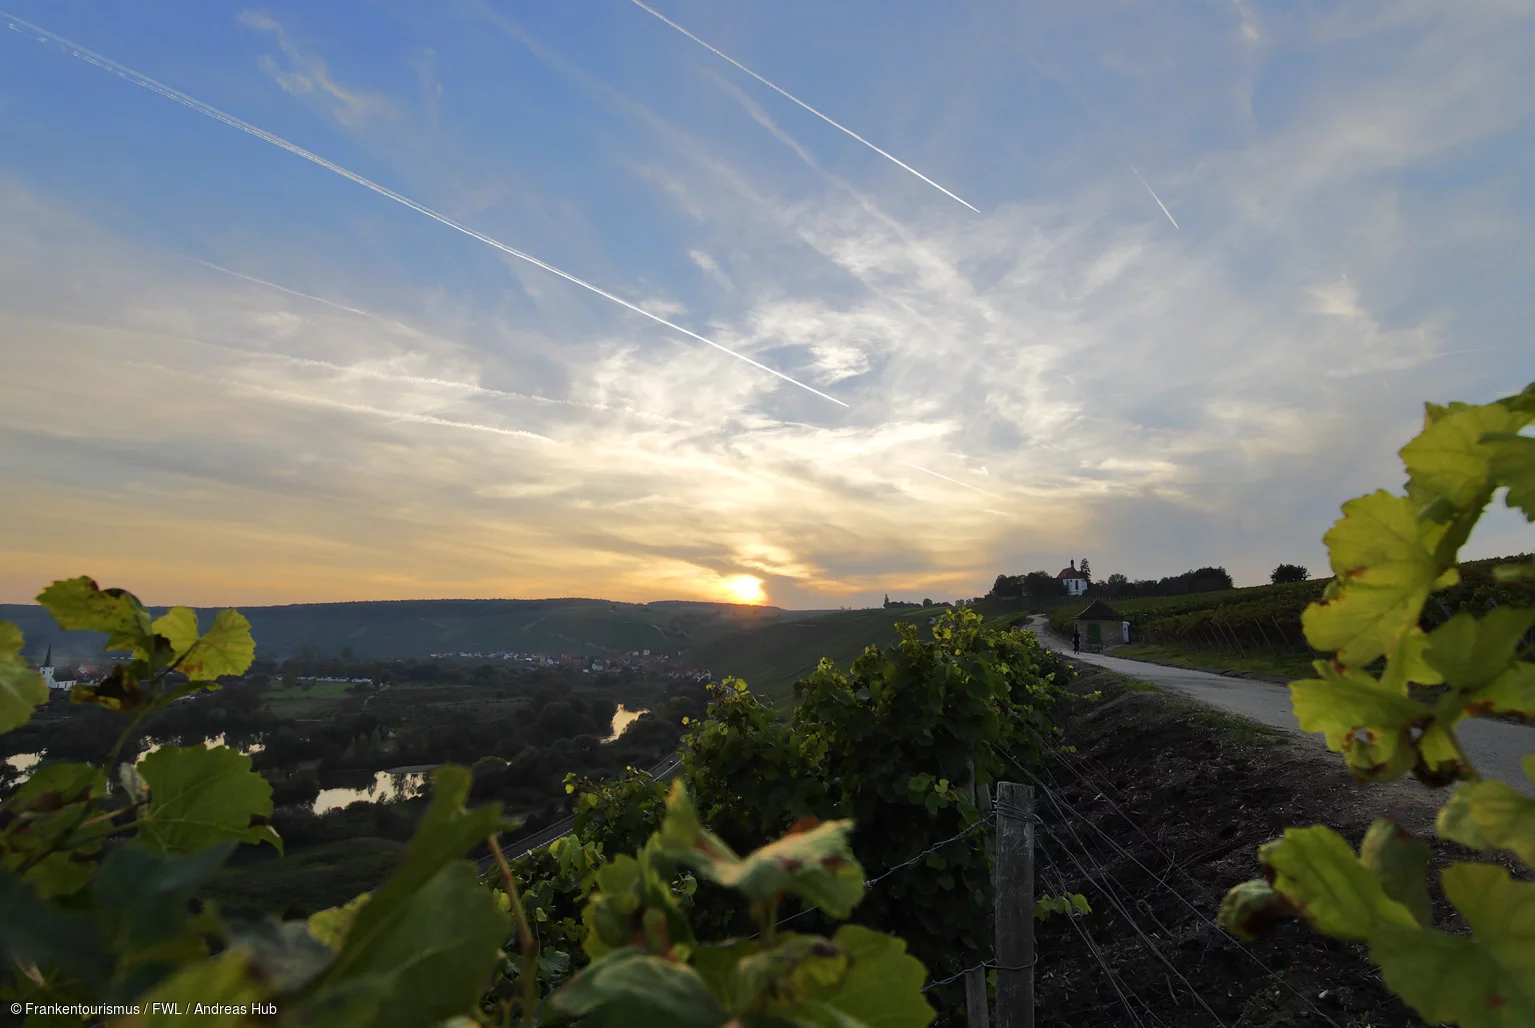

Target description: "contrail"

left=1128, top=163, right=1179, bottom=230
left=624, top=0, right=980, bottom=214
left=4, top=13, right=848, bottom=409
left=178, top=255, right=424, bottom=336
left=899, top=461, right=1006, bottom=501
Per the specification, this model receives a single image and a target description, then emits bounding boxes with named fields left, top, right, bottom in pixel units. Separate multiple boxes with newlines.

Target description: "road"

left=1027, top=619, right=1534, bottom=795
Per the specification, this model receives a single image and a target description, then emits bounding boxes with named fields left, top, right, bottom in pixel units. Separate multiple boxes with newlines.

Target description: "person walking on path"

left=1072, top=626, right=1081, bottom=653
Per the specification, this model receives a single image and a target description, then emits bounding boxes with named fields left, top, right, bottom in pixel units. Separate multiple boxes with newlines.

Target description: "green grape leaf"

left=786, top=924, right=936, bottom=1028
left=548, top=947, right=727, bottom=1028
left=137, top=744, right=281, bottom=856
left=150, top=607, right=201, bottom=661
left=1481, top=431, right=1535, bottom=521
left=1425, top=609, right=1535, bottom=692
left=314, top=766, right=508, bottom=1026
left=122, top=949, right=265, bottom=1027
left=306, top=862, right=506, bottom=1028
left=1370, top=862, right=1535, bottom=1028
left=176, top=609, right=256, bottom=682
left=1360, top=820, right=1432, bottom=929
left=36, top=576, right=153, bottom=654
left=0, top=621, right=49, bottom=733
left=1437, top=758, right=1535, bottom=864
left=332, top=766, right=504, bottom=963
left=689, top=938, right=760, bottom=1013
left=1, top=762, right=108, bottom=898
left=1399, top=404, right=1523, bottom=510
left=1256, top=825, right=1420, bottom=942
left=0, top=867, right=113, bottom=986
left=1496, top=382, right=1535, bottom=417
left=1302, top=491, right=1450, bottom=667
left=1288, top=664, right=1433, bottom=782
left=658, top=781, right=864, bottom=918
left=93, top=841, right=236, bottom=959
left=309, top=893, right=371, bottom=952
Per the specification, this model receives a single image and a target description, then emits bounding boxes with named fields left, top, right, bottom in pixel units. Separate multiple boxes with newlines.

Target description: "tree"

left=1270, top=563, right=1308, bottom=584
left=1021, top=570, right=1066, bottom=597
left=1078, top=558, right=1091, bottom=582
left=1106, top=572, right=1129, bottom=589
left=922, top=598, right=933, bottom=607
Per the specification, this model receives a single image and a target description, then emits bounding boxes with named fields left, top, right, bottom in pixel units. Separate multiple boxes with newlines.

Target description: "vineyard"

left=1, top=380, right=1532, bottom=1027
left=1045, top=553, right=1534, bottom=674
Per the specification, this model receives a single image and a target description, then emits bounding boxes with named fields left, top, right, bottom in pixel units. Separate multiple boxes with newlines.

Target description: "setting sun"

left=722, top=574, right=766, bottom=605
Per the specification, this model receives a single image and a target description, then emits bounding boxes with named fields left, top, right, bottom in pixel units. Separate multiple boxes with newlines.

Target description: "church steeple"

left=42, top=645, right=52, bottom=669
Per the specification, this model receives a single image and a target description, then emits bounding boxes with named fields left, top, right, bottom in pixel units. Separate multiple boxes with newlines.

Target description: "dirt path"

left=1027, top=617, right=1534, bottom=794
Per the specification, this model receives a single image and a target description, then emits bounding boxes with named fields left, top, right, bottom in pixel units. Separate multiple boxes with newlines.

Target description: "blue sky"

left=1, top=0, right=1531, bottom=608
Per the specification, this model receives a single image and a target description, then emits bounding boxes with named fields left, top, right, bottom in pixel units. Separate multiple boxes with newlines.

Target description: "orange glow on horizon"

left=723, top=574, right=766, bottom=604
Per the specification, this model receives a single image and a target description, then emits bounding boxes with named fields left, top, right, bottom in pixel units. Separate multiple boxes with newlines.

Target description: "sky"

left=1, top=0, right=1532, bottom=609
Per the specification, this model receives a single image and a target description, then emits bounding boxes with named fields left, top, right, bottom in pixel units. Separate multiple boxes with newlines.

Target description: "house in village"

left=1057, top=560, right=1089, bottom=597
left=1073, top=600, right=1125, bottom=653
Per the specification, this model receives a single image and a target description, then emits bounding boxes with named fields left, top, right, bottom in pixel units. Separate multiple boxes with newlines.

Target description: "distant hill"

left=0, top=596, right=817, bottom=664
left=681, top=605, right=941, bottom=706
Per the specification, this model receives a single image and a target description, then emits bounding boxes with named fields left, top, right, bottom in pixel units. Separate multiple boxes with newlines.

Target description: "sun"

left=722, top=574, right=766, bottom=604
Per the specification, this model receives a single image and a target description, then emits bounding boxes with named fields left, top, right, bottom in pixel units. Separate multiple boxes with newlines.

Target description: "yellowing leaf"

left=151, top=607, right=201, bottom=660
left=0, top=622, right=48, bottom=734
left=1256, top=825, right=1419, bottom=942
left=1437, top=758, right=1535, bottom=865
left=1399, top=404, right=1522, bottom=510
left=1289, top=664, right=1433, bottom=783
left=657, top=780, right=865, bottom=918
left=1370, top=863, right=1535, bottom=1028
left=177, top=609, right=256, bottom=681
left=309, top=893, right=371, bottom=951
left=1473, top=663, right=1535, bottom=718
left=1302, top=492, right=1447, bottom=667
left=36, top=577, right=152, bottom=655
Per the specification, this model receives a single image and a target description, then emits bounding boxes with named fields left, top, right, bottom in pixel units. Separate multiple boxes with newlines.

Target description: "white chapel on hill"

left=1056, top=561, right=1089, bottom=597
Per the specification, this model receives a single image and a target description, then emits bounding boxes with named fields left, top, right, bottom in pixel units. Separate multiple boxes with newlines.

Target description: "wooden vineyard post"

left=995, top=782, right=1034, bottom=1028
left=962, top=755, right=991, bottom=1028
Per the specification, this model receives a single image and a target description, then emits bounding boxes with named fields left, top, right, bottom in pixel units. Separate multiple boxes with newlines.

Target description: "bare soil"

left=1026, top=667, right=1528, bottom=1028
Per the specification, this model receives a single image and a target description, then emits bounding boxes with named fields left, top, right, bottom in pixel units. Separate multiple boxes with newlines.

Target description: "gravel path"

left=1028, top=618, right=1535, bottom=795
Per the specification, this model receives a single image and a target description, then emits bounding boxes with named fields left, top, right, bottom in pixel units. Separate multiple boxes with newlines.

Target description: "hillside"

left=0, top=595, right=814, bottom=663
left=681, top=605, right=942, bottom=706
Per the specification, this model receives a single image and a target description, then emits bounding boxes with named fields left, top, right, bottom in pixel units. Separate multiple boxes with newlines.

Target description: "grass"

left=1195, top=710, right=1286, bottom=744
left=262, top=679, right=358, bottom=717
left=204, top=837, right=404, bottom=919
left=1109, top=642, right=1315, bottom=681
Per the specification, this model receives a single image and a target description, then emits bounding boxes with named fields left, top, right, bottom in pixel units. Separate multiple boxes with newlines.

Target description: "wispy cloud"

left=238, top=10, right=386, bottom=126
left=623, top=0, right=981, bottom=213
left=2, top=11, right=849, bottom=408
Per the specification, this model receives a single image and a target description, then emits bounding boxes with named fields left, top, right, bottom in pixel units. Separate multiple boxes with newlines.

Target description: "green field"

left=262, top=679, right=359, bottom=717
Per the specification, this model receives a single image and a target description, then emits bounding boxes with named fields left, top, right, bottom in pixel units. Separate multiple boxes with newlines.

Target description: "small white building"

left=38, top=647, right=75, bottom=690
left=1056, top=561, right=1089, bottom=597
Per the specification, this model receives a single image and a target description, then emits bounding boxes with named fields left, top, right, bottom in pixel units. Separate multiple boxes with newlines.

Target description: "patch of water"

left=4, top=752, right=43, bottom=783
left=135, top=734, right=265, bottom=763
left=606, top=704, right=650, bottom=742
left=312, top=771, right=427, bottom=815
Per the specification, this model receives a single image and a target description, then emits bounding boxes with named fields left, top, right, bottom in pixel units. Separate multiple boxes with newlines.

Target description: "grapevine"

left=0, top=578, right=951, bottom=1027
left=1218, top=381, right=1535, bottom=1028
